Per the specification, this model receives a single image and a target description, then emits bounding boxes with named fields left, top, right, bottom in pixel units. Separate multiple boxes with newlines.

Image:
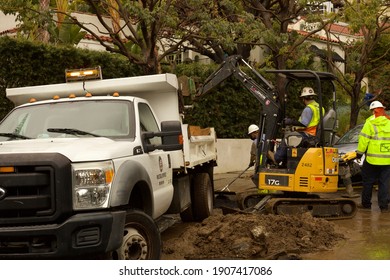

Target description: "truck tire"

left=192, top=172, right=214, bottom=221
left=111, top=210, right=161, bottom=260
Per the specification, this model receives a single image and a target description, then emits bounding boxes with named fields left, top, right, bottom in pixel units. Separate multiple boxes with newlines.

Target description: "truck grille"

left=0, top=153, right=72, bottom=225
left=0, top=166, right=54, bottom=218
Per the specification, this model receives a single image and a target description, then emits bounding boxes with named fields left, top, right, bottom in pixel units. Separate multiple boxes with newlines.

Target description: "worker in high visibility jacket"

left=357, top=101, right=390, bottom=212
left=284, top=87, right=325, bottom=137
left=270, top=87, right=325, bottom=166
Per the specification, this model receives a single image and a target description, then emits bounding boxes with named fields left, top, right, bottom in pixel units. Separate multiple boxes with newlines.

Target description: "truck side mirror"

left=142, top=120, right=183, bottom=153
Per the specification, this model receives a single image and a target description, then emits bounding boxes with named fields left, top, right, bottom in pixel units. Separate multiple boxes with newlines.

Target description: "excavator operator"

left=268, top=87, right=324, bottom=165
left=284, top=87, right=324, bottom=137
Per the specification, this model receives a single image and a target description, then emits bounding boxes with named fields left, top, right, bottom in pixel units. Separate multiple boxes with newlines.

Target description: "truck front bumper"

left=0, top=211, right=126, bottom=259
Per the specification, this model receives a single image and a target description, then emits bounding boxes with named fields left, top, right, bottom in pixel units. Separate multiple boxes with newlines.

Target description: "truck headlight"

left=72, top=161, right=114, bottom=210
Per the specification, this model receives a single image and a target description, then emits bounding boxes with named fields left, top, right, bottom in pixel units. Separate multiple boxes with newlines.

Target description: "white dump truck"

left=0, top=68, right=217, bottom=259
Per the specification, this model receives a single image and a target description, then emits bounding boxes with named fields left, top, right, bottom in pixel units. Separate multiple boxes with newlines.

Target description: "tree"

left=0, top=0, right=86, bottom=45
left=48, top=0, right=87, bottom=45
left=0, top=0, right=48, bottom=41
left=324, top=0, right=390, bottom=128
left=38, top=0, right=50, bottom=42
left=173, top=1, right=332, bottom=67
left=231, top=0, right=335, bottom=108
left=170, top=1, right=342, bottom=121
left=172, top=0, right=254, bottom=63
left=64, top=0, right=173, bottom=74
left=0, top=0, right=333, bottom=76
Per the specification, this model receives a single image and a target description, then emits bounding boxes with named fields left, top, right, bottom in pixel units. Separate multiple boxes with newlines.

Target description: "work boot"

left=342, top=184, right=360, bottom=198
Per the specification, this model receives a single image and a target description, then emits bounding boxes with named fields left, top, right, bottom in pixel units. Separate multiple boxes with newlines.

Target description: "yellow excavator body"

left=259, top=147, right=339, bottom=193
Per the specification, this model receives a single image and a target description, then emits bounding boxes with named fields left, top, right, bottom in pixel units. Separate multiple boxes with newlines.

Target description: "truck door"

left=138, top=102, right=173, bottom=215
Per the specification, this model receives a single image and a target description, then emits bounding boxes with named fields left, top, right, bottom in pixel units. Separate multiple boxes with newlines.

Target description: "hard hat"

left=369, top=100, right=385, bottom=110
left=248, top=124, right=259, bottom=134
left=300, top=87, right=316, bottom=97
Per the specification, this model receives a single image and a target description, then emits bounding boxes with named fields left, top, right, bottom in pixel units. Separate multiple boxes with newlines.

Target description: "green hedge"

left=0, top=37, right=141, bottom=119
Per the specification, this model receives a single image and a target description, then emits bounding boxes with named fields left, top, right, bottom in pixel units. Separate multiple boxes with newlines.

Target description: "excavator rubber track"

left=265, top=197, right=357, bottom=220
left=233, top=191, right=357, bottom=220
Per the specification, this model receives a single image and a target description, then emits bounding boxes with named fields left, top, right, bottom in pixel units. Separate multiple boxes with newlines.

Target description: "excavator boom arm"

left=197, top=55, right=274, bottom=99
left=197, top=55, right=282, bottom=167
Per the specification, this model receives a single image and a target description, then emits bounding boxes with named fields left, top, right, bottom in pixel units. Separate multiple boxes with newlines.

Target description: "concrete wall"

left=214, top=139, right=252, bottom=174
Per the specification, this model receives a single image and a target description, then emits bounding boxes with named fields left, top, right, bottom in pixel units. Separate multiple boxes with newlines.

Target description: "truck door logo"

left=0, top=187, right=6, bottom=200
left=159, top=156, right=163, bottom=172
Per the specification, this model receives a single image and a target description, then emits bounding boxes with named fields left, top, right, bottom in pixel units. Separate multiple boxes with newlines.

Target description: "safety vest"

left=357, top=115, right=390, bottom=165
left=298, top=101, right=324, bottom=136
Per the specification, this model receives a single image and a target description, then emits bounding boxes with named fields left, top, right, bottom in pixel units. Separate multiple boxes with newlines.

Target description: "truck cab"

left=0, top=68, right=217, bottom=259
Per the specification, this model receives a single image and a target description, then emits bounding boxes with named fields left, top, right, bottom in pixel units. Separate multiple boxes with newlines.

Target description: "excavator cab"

left=196, top=56, right=357, bottom=219
left=250, top=70, right=356, bottom=219
left=256, top=70, right=339, bottom=193
left=269, top=70, right=338, bottom=146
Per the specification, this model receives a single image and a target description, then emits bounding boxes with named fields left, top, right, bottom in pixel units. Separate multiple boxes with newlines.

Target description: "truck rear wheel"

left=192, top=172, right=214, bottom=221
left=111, top=210, right=161, bottom=260
left=180, top=172, right=214, bottom=222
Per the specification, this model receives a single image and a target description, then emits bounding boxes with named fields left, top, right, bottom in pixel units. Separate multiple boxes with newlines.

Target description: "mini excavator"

left=196, top=55, right=357, bottom=220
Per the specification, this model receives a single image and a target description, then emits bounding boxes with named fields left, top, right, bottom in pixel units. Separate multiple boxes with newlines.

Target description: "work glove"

left=248, top=161, right=255, bottom=168
left=341, top=151, right=357, bottom=162
left=356, top=151, right=364, bottom=163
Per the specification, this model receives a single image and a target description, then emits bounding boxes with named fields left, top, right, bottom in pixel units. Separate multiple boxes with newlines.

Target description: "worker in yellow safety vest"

left=269, top=87, right=325, bottom=166
left=356, top=101, right=390, bottom=212
left=284, top=87, right=325, bottom=137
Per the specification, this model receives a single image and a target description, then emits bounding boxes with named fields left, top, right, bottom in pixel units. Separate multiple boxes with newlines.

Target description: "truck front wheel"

left=111, top=210, right=161, bottom=260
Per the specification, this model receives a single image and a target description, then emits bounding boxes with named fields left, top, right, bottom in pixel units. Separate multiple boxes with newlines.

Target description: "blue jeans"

left=361, top=160, right=390, bottom=210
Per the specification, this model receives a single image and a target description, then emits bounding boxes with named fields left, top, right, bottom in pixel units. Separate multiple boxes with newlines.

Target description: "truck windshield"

left=0, top=100, right=135, bottom=140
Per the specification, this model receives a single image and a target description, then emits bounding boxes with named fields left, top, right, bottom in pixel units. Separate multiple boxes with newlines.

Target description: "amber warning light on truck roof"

left=65, top=66, right=102, bottom=82
left=0, top=166, right=15, bottom=173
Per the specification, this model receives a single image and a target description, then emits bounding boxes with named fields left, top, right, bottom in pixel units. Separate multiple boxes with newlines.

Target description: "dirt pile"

left=162, top=211, right=345, bottom=260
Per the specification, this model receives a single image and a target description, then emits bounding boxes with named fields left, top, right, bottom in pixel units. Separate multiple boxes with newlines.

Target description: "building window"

left=166, top=53, right=182, bottom=65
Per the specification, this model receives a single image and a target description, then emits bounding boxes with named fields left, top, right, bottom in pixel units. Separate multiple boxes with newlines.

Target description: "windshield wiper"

left=0, top=132, right=32, bottom=140
left=47, top=128, right=100, bottom=137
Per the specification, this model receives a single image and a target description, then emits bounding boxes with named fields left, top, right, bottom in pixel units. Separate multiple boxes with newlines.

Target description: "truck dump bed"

left=6, top=73, right=217, bottom=170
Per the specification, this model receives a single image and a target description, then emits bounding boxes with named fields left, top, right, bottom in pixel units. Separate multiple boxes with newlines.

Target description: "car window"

left=336, top=124, right=363, bottom=144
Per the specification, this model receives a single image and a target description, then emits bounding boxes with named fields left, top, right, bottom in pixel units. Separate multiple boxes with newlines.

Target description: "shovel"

left=215, top=166, right=251, bottom=195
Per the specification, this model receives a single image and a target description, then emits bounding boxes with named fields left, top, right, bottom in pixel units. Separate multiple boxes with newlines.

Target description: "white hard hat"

left=248, top=124, right=259, bottom=134
left=369, top=100, right=385, bottom=110
left=300, top=87, right=316, bottom=97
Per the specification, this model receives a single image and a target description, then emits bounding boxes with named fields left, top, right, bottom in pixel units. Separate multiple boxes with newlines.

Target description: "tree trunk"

left=38, top=0, right=50, bottom=43
left=349, top=83, right=362, bottom=129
